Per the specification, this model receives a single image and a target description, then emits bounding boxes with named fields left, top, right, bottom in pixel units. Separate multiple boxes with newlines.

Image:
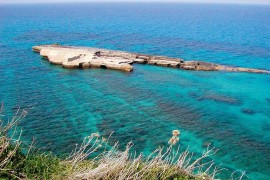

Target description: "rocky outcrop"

left=32, top=44, right=270, bottom=74
left=180, top=61, right=218, bottom=71
left=35, top=45, right=133, bottom=72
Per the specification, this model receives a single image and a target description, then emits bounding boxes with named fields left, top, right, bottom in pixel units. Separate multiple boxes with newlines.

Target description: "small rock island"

left=33, top=44, right=270, bottom=74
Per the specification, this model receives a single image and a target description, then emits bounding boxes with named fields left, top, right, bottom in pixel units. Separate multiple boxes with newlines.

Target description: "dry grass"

left=65, top=132, right=221, bottom=180
left=0, top=104, right=27, bottom=179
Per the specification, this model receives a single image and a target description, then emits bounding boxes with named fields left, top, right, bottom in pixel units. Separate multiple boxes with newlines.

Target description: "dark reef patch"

left=199, top=94, right=241, bottom=105
left=241, top=108, right=256, bottom=115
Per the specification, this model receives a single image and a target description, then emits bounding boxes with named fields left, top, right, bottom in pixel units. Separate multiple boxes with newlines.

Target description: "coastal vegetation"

left=0, top=107, right=245, bottom=180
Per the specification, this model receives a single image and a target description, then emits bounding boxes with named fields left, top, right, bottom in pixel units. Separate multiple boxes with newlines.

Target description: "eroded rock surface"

left=35, top=45, right=133, bottom=72
left=33, top=44, right=270, bottom=74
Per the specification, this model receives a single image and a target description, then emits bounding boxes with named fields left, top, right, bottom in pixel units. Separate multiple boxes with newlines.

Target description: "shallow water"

left=0, top=3, right=270, bottom=179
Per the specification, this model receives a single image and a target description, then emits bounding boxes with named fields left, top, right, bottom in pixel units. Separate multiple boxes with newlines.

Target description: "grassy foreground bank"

left=0, top=108, right=245, bottom=180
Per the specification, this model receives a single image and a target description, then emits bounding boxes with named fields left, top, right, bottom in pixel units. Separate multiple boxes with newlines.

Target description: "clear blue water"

left=0, top=3, right=270, bottom=179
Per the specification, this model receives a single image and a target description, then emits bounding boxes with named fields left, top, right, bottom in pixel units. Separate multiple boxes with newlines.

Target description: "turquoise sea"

left=0, top=3, right=270, bottom=179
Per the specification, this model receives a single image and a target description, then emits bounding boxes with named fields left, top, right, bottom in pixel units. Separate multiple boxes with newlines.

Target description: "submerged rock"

left=200, top=94, right=241, bottom=105
left=202, top=141, right=214, bottom=148
left=188, top=92, right=200, bottom=99
left=241, top=108, right=256, bottom=115
left=33, top=44, right=270, bottom=74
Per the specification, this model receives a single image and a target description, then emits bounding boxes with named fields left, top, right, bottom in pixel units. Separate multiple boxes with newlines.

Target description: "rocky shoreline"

left=33, top=44, right=270, bottom=74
